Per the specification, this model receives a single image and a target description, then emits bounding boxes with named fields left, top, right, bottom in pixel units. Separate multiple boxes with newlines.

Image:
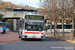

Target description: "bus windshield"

left=48, top=25, right=54, bottom=29
left=25, top=20, right=44, bottom=31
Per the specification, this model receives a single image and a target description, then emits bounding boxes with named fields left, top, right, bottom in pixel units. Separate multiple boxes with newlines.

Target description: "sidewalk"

left=0, top=32, right=21, bottom=45
left=45, top=34, right=75, bottom=44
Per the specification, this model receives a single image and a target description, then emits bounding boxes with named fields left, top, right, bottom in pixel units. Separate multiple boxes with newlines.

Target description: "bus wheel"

left=1, top=30, right=6, bottom=34
left=1, top=32, right=3, bottom=34
left=21, top=38, right=25, bottom=40
left=19, top=36, right=21, bottom=38
left=39, top=39, right=42, bottom=41
left=3, top=30, right=6, bottom=34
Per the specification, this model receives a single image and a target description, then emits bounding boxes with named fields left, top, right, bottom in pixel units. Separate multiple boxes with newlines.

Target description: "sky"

left=3, top=0, right=40, bottom=8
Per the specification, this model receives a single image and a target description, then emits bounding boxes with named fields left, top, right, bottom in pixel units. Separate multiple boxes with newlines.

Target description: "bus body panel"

left=0, top=22, right=11, bottom=33
left=5, top=28, right=11, bottom=33
left=0, top=27, right=3, bottom=32
left=47, top=29, right=73, bottom=32
left=47, top=24, right=73, bottom=33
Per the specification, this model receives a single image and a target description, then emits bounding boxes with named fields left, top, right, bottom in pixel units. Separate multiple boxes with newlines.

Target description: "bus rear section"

left=18, top=15, right=45, bottom=40
left=0, top=22, right=11, bottom=34
left=21, top=31, right=45, bottom=39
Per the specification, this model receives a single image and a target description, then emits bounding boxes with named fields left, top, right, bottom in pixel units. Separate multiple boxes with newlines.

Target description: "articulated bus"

left=0, top=22, right=11, bottom=34
left=18, top=14, right=46, bottom=40
left=47, top=23, right=73, bottom=33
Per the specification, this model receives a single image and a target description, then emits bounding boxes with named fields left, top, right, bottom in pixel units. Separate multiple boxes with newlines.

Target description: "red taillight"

left=57, top=30, right=59, bottom=31
left=41, top=32, right=44, bottom=34
left=52, top=30, right=54, bottom=31
left=68, top=30, right=72, bottom=31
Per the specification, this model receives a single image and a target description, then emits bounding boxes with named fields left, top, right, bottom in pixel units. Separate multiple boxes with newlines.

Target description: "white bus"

left=0, top=22, right=11, bottom=34
left=18, top=14, right=46, bottom=40
left=47, top=23, right=73, bottom=32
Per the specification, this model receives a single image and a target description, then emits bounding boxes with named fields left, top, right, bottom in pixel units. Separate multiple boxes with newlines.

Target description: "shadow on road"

left=22, top=37, right=62, bottom=42
left=11, top=30, right=19, bottom=32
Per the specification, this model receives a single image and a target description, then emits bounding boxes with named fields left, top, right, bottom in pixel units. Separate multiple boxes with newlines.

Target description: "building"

left=1, top=8, right=38, bottom=30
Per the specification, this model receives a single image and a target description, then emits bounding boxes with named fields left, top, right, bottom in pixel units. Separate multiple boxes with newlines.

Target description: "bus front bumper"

left=22, top=35, right=45, bottom=39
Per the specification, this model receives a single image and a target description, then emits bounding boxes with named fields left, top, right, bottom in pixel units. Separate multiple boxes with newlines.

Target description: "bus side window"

left=65, top=25, right=72, bottom=29
left=48, top=25, right=50, bottom=29
left=52, top=25, right=54, bottom=29
left=64, top=25, right=66, bottom=29
left=19, top=20, right=23, bottom=29
left=57, top=25, right=62, bottom=29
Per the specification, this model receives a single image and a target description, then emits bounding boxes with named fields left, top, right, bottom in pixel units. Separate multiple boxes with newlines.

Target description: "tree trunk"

left=50, top=20, right=52, bottom=36
left=70, top=16, right=74, bottom=39
left=62, top=0, right=65, bottom=39
left=55, top=21, right=57, bottom=36
left=62, top=17, right=65, bottom=38
left=70, top=1, right=74, bottom=40
left=72, top=0, right=75, bottom=37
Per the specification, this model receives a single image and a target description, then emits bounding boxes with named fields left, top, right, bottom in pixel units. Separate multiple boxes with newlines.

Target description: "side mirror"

left=45, top=23, right=48, bottom=31
left=19, top=19, right=24, bottom=24
left=45, top=20, right=47, bottom=23
left=45, top=26, right=48, bottom=30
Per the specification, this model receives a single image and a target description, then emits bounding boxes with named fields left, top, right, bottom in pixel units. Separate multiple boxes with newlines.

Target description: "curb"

left=50, top=36, right=75, bottom=44
left=45, top=35, right=75, bottom=44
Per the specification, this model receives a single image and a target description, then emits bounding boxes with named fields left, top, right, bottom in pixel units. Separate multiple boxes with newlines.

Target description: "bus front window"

left=25, top=20, right=44, bottom=31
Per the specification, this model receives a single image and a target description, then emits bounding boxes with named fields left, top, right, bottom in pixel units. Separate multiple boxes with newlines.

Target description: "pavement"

left=51, top=36, right=75, bottom=44
left=0, top=32, right=21, bottom=44
left=46, top=32, right=75, bottom=44
left=0, top=37, right=75, bottom=50
left=0, top=31, right=75, bottom=50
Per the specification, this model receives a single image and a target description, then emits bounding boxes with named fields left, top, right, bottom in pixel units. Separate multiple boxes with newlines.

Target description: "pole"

left=62, top=0, right=65, bottom=38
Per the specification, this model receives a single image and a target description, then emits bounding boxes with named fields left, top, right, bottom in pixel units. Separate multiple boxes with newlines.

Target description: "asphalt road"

left=0, top=37, right=75, bottom=50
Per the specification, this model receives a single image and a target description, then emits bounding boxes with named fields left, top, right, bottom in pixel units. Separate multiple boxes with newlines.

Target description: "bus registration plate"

left=31, top=36, right=36, bottom=38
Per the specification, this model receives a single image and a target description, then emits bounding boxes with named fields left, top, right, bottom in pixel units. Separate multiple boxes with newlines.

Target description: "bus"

left=47, top=23, right=73, bottom=33
left=18, top=14, right=46, bottom=40
left=0, top=22, right=11, bottom=34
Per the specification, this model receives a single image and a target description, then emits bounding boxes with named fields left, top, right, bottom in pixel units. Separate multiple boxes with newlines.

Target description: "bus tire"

left=1, top=32, right=3, bottom=34
left=1, top=30, right=6, bottom=34
left=39, top=39, right=42, bottom=41
left=3, top=30, right=6, bottom=34
left=19, top=36, right=21, bottom=38
left=21, top=38, right=25, bottom=40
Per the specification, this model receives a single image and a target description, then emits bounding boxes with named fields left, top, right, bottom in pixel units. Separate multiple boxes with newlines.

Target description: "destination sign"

left=25, top=15, right=44, bottom=20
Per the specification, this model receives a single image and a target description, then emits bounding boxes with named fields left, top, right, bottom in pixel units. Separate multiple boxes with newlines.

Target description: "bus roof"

left=24, top=14, right=44, bottom=16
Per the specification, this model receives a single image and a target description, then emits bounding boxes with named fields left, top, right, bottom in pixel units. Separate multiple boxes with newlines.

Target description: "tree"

left=0, top=14, right=3, bottom=21
left=39, top=0, right=57, bottom=36
left=39, top=0, right=74, bottom=37
left=0, top=1, right=36, bottom=10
